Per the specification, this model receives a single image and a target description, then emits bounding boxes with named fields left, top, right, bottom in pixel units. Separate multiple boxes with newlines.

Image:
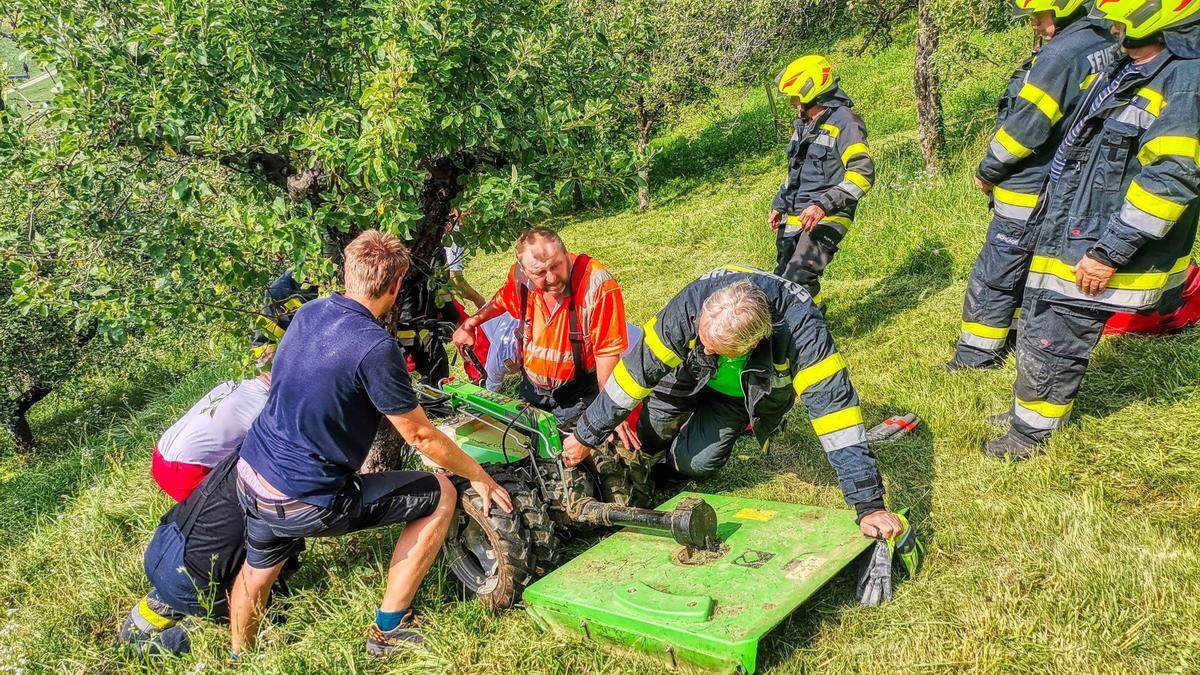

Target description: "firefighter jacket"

left=573, top=266, right=885, bottom=517
left=1027, top=38, right=1200, bottom=312
left=976, top=18, right=1118, bottom=222
left=770, top=88, right=875, bottom=238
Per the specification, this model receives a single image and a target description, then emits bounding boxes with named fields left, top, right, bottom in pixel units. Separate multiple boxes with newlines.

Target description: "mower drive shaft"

left=569, top=495, right=719, bottom=550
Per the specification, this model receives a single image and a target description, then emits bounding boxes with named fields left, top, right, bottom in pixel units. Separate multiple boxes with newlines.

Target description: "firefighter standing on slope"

left=768, top=55, right=876, bottom=306
left=949, top=0, right=1118, bottom=371
left=987, top=0, right=1200, bottom=459
left=559, top=265, right=903, bottom=539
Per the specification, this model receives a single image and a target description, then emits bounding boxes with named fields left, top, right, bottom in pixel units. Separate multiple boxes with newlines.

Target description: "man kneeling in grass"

left=118, top=452, right=299, bottom=656
left=230, top=230, right=511, bottom=659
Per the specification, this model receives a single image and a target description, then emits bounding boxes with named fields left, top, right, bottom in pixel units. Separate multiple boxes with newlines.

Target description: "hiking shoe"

left=986, top=410, right=1011, bottom=428
left=983, top=431, right=1043, bottom=461
left=366, top=614, right=424, bottom=656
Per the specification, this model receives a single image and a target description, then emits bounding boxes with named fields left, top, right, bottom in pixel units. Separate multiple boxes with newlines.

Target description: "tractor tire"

left=513, top=479, right=558, bottom=572
left=444, top=479, right=531, bottom=611
left=592, top=442, right=659, bottom=509
left=443, top=473, right=553, bottom=610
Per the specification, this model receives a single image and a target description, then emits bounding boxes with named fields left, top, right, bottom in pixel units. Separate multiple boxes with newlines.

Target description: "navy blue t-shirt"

left=240, top=293, right=418, bottom=506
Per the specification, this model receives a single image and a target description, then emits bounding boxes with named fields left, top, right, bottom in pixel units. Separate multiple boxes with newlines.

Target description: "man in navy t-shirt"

left=230, top=230, right=512, bottom=659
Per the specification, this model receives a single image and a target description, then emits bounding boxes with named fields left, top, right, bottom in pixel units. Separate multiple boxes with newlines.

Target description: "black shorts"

left=239, top=470, right=443, bottom=569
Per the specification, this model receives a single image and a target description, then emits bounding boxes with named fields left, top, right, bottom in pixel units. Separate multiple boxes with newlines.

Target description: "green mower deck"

left=522, top=493, right=872, bottom=673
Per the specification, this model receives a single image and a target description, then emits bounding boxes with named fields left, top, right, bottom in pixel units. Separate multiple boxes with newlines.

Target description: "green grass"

left=4, top=26, right=1200, bottom=673
left=2, top=34, right=54, bottom=111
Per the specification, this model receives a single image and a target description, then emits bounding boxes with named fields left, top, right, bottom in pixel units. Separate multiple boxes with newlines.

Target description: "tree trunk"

left=6, top=386, right=51, bottom=453
left=914, top=0, right=945, bottom=174
left=636, top=95, right=651, bottom=212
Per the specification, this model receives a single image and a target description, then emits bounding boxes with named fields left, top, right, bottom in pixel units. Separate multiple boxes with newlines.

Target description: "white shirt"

left=157, top=378, right=269, bottom=468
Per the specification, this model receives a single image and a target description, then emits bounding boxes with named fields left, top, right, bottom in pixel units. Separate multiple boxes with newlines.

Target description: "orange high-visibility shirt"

left=493, top=255, right=628, bottom=390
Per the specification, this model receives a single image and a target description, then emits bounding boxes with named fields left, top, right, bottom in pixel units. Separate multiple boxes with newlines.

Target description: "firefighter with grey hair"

left=561, top=266, right=902, bottom=538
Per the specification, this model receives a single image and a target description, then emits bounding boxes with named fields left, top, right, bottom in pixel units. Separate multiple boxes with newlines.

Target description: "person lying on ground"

left=230, top=230, right=512, bottom=660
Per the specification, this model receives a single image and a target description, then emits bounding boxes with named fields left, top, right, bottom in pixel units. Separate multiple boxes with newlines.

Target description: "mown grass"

left=4, top=25, right=1200, bottom=674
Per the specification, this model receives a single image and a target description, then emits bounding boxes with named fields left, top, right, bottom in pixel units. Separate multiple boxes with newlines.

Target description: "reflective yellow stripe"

left=992, top=186, right=1039, bottom=208
left=138, top=599, right=175, bottom=631
left=724, top=264, right=758, bottom=274
left=254, top=316, right=285, bottom=341
left=283, top=297, right=303, bottom=312
left=1126, top=180, right=1187, bottom=221
left=961, top=321, right=1009, bottom=340
left=1016, top=398, right=1073, bottom=418
left=613, top=360, right=651, bottom=400
left=812, top=290, right=824, bottom=305
left=843, top=170, right=872, bottom=191
left=1137, top=136, right=1200, bottom=167
left=774, top=360, right=790, bottom=372
left=840, top=143, right=871, bottom=167
left=1136, top=87, right=1165, bottom=116
left=811, top=406, right=864, bottom=436
left=1017, top=82, right=1063, bottom=123
left=820, top=123, right=840, bottom=138
left=994, top=127, right=1033, bottom=159
left=1013, top=307, right=1022, bottom=319
left=1029, top=254, right=1190, bottom=290
left=1080, top=73, right=1098, bottom=90
left=394, top=329, right=417, bottom=339
left=642, top=316, right=682, bottom=368
left=793, top=352, right=847, bottom=395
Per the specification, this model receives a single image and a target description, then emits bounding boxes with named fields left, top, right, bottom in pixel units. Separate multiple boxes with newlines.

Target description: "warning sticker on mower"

left=733, top=508, right=777, bottom=522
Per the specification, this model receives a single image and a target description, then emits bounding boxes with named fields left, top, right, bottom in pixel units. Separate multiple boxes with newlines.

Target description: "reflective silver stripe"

left=783, top=224, right=803, bottom=236
left=1012, top=403, right=1070, bottom=430
left=989, top=138, right=1020, bottom=164
left=959, top=330, right=1006, bottom=350
left=603, top=374, right=640, bottom=411
left=129, top=606, right=159, bottom=634
left=525, top=343, right=571, bottom=361
left=836, top=179, right=865, bottom=199
left=1113, top=105, right=1156, bottom=129
left=818, top=424, right=867, bottom=452
left=813, top=135, right=835, bottom=148
left=993, top=201, right=1035, bottom=221
left=1119, top=201, right=1174, bottom=237
left=1026, top=271, right=1172, bottom=309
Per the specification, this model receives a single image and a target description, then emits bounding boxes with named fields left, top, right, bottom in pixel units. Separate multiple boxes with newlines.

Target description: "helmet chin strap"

left=1122, top=32, right=1164, bottom=50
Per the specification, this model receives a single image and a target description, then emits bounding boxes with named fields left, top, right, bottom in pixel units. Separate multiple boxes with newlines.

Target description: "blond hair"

left=514, top=227, right=566, bottom=259
left=343, top=230, right=411, bottom=298
left=700, top=280, right=773, bottom=355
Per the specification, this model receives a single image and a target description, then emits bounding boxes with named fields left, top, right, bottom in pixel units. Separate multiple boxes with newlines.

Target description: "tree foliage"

left=0, top=0, right=641, bottom=449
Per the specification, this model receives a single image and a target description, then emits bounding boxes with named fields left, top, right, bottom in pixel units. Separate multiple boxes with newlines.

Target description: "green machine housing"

left=523, top=493, right=873, bottom=673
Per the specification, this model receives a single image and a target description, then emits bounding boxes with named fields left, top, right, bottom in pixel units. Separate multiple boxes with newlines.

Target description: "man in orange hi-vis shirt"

left=452, top=227, right=640, bottom=450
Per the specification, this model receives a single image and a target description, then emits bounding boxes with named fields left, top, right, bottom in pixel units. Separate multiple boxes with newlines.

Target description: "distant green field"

left=2, top=34, right=52, bottom=109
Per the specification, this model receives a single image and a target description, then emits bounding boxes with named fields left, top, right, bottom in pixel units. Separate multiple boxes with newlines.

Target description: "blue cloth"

left=1049, top=62, right=1140, bottom=181
left=240, top=294, right=419, bottom=507
left=375, top=608, right=409, bottom=631
left=144, top=522, right=219, bottom=617
left=480, top=314, right=519, bottom=392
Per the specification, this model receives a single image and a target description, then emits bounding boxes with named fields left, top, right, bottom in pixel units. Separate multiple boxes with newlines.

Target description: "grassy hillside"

left=4, top=27, right=1200, bottom=673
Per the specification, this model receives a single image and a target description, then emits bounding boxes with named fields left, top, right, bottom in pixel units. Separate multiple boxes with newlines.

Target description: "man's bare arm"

left=388, top=407, right=512, bottom=514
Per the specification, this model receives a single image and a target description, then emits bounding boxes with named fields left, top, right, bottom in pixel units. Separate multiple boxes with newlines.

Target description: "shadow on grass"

left=0, top=347, right=212, bottom=553
left=649, top=99, right=780, bottom=205
left=828, top=236, right=954, bottom=340
left=1070, top=326, right=1200, bottom=420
